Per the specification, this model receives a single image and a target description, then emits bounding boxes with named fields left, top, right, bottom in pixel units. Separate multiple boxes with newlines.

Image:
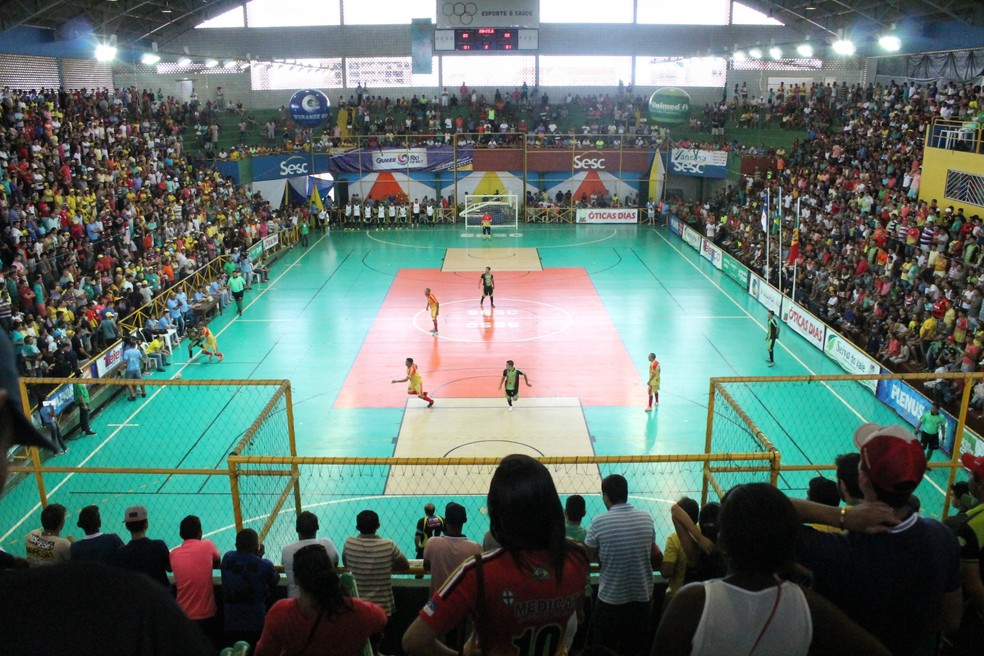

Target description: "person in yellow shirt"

left=660, top=497, right=700, bottom=602
left=144, top=336, right=169, bottom=370
left=391, top=357, right=434, bottom=407
left=424, top=288, right=439, bottom=335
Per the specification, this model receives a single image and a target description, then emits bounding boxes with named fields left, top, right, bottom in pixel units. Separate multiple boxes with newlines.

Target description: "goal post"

left=462, top=193, right=518, bottom=229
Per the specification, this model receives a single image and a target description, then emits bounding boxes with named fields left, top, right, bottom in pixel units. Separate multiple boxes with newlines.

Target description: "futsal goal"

left=462, top=193, right=519, bottom=229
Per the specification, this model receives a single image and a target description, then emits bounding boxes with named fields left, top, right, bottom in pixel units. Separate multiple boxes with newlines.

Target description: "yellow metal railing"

left=928, top=117, right=983, bottom=154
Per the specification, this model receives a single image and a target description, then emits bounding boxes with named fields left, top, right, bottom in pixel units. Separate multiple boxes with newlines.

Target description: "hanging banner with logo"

left=575, top=209, right=638, bottom=224
left=437, top=0, right=539, bottom=28
left=876, top=375, right=959, bottom=456
left=784, top=302, right=826, bottom=350
left=824, top=332, right=880, bottom=391
left=252, top=154, right=330, bottom=181
left=329, top=146, right=472, bottom=173
left=668, top=149, right=728, bottom=179
left=262, top=234, right=280, bottom=251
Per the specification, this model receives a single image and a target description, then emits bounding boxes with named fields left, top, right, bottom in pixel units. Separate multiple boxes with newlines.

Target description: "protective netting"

left=463, top=194, right=519, bottom=228
left=229, top=455, right=774, bottom=562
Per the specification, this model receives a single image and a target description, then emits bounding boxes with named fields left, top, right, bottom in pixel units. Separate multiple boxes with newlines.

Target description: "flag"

left=760, top=205, right=768, bottom=233
left=788, top=227, right=800, bottom=265
left=309, top=186, right=325, bottom=212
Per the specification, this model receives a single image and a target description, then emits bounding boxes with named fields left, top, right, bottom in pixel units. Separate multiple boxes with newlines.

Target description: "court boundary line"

left=1, top=234, right=332, bottom=542
left=652, top=228, right=947, bottom=497
left=366, top=226, right=618, bottom=250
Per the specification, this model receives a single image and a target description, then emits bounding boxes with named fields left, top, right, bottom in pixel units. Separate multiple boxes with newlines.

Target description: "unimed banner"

left=575, top=208, right=638, bottom=224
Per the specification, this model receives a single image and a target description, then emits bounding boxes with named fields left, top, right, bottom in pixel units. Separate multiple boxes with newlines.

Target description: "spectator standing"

left=70, top=505, right=123, bottom=565
left=423, top=502, right=482, bottom=596
left=951, top=453, right=984, bottom=653
left=221, top=528, right=279, bottom=648
left=281, top=510, right=340, bottom=598
left=403, top=454, right=589, bottom=656
left=122, top=338, right=147, bottom=401
left=0, top=333, right=213, bottom=656
left=585, top=474, right=661, bottom=656
left=835, top=452, right=864, bottom=505
left=653, top=484, right=890, bottom=656
left=343, top=509, right=410, bottom=652
left=228, top=270, right=246, bottom=315
left=117, top=505, right=171, bottom=587
left=255, top=544, right=386, bottom=656
left=170, top=515, right=221, bottom=646
left=24, top=503, right=72, bottom=567
left=415, top=502, right=445, bottom=559
left=793, top=423, right=963, bottom=656
left=660, top=497, right=699, bottom=602
left=565, top=494, right=588, bottom=542
left=72, top=370, right=97, bottom=436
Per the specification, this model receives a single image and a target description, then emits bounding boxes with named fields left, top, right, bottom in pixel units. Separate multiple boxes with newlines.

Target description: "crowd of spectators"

left=681, top=79, right=984, bottom=413
left=0, top=85, right=313, bottom=403
left=3, top=361, right=982, bottom=656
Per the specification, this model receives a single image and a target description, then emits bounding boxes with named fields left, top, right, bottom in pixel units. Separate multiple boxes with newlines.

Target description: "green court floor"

left=0, top=223, right=956, bottom=559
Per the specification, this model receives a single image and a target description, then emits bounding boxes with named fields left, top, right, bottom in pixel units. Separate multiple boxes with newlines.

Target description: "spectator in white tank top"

left=651, top=483, right=889, bottom=656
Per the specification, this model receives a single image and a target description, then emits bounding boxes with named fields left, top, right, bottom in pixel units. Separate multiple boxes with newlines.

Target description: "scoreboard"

left=455, top=28, right=517, bottom=50
left=435, top=28, right=539, bottom=51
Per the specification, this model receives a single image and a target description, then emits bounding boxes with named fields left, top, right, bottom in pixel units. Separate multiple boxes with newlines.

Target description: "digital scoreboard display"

left=454, top=28, right=519, bottom=51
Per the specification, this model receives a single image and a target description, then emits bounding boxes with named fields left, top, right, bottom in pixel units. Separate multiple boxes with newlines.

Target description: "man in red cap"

left=789, top=423, right=963, bottom=656
left=952, top=452, right=984, bottom=652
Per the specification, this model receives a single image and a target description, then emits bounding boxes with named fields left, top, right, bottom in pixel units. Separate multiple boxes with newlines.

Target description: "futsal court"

left=1, top=223, right=953, bottom=558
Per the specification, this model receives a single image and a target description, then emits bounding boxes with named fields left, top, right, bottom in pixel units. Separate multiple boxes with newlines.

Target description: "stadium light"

left=733, top=50, right=747, bottom=61
left=141, top=53, right=161, bottom=65
left=205, top=59, right=219, bottom=68
left=95, top=44, right=117, bottom=62
left=769, top=46, right=782, bottom=59
left=223, top=60, right=237, bottom=69
left=832, top=39, right=855, bottom=55
left=177, top=56, right=192, bottom=67
left=748, top=48, right=763, bottom=59
left=879, top=35, right=902, bottom=51
left=796, top=43, right=813, bottom=57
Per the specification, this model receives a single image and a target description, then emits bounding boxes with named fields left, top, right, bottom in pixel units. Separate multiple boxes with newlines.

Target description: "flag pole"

left=792, top=196, right=800, bottom=304
left=777, top=184, right=783, bottom=294
left=765, top=187, right=770, bottom=281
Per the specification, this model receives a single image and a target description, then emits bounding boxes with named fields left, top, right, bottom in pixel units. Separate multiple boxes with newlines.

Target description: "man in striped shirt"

left=343, top=510, right=410, bottom=651
left=585, top=474, right=661, bottom=656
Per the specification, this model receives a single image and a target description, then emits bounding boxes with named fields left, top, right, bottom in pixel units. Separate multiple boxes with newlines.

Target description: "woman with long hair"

left=403, top=454, right=589, bottom=656
left=254, top=544, right=385, bottom=656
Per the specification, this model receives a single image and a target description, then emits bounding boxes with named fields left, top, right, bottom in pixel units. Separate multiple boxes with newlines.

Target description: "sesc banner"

left=669, top=149, right=728, bottom=179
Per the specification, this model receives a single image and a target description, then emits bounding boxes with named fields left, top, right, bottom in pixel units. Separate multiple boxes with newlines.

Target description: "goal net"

left=462, top=193, right=518, bottom=229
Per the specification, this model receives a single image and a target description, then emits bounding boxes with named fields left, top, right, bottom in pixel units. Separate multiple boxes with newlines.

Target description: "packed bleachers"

left=682, top=79, right=984, bottom=405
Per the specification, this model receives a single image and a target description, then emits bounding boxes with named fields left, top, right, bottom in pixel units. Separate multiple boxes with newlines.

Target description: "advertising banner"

left=721, top=252, right=749, bottom=288
left=824, top=332, right=880, bottom=391
left=95, top=342, right=125, bottom=378
left=784, top=302, right=826, bottom=351
left=251, top=154, right=332, bottom=181
left=748, top=274, right=782, bottom=314
left=876, top=376, right=958, bottom=456
left=700, top=239, right=723, bottom=270
left=669, top=149, right=729, bottom=179
left=47, top=384, right=75, bottom=415
left=262, top=234, right=280, bottom=252
left=575, top=208, right=638, bottom=224
left=437, top=0, right=538, bottom=28
left=668, top=216, right=684, bottom=237
left=823, top=330, right=881, bottom=392
left=248, top=242, right=264, bottom=261
left=683, top=226, right=702, bottom=250
left=525, top=149, right=652, bottom=173
left=329, top=146, right=471, bottom=173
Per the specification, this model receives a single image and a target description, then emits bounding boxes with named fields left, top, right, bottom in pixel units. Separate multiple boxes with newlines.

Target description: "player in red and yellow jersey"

left=187, top=326, right=224, bottom=363
left=424, top=288, right=439, bottom=335
left=481, top=211, right=492, bottom=239
left=646, top=352, right=660, bottom=411
left=392, top=357, right=434, bottom=407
